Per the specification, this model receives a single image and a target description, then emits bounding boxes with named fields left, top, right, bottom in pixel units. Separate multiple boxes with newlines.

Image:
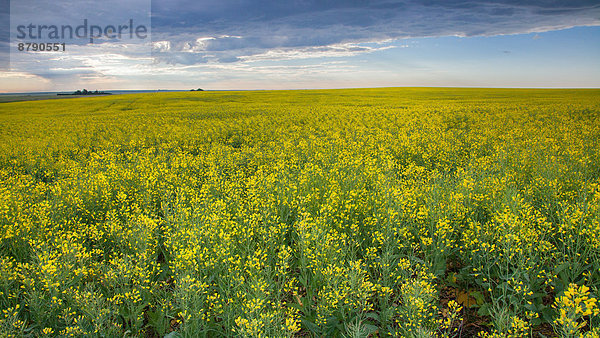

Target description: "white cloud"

left=0, top=71, right=51, bottom=92
left=152, top=40, right=171, bottom=52
left=238, top=42, right=396, bottom=62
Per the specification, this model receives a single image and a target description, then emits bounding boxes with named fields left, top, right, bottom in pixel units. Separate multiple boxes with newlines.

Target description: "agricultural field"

left=0, top=88, right=599, bottom=337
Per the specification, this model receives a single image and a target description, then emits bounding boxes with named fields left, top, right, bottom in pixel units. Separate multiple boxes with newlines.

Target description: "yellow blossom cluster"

left=0, top=88, right=599, bottom=336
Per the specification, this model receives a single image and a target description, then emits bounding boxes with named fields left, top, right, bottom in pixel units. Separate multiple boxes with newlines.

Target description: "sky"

left=0, top=0, right=599, bottom=92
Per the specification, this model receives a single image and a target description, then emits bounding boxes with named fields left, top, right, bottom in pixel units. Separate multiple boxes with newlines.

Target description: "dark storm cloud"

left=149, top=0, right=600, bottom=64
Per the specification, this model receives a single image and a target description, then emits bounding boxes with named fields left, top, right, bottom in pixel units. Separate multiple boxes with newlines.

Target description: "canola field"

left=0, top=88, right=599, bottom=337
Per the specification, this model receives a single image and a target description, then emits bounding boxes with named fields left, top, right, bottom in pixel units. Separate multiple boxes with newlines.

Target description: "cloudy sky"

left=1, top=0, right=599, bottom=92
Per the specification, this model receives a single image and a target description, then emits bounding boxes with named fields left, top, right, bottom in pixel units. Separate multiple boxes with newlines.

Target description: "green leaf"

left=364, top=312, right=380, bottom=322
left=470, top=291, right=485, bottom=305
left=164, top=331, right=181, bottom=338
left=477, top=303, right=491, bottom=317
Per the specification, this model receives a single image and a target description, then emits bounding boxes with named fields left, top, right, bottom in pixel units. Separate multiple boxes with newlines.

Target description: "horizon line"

left=2, top=85, right=600, bottom=95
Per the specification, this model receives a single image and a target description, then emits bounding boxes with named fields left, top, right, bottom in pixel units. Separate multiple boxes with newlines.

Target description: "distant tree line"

left=58, top=89, right=111, bottom=96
